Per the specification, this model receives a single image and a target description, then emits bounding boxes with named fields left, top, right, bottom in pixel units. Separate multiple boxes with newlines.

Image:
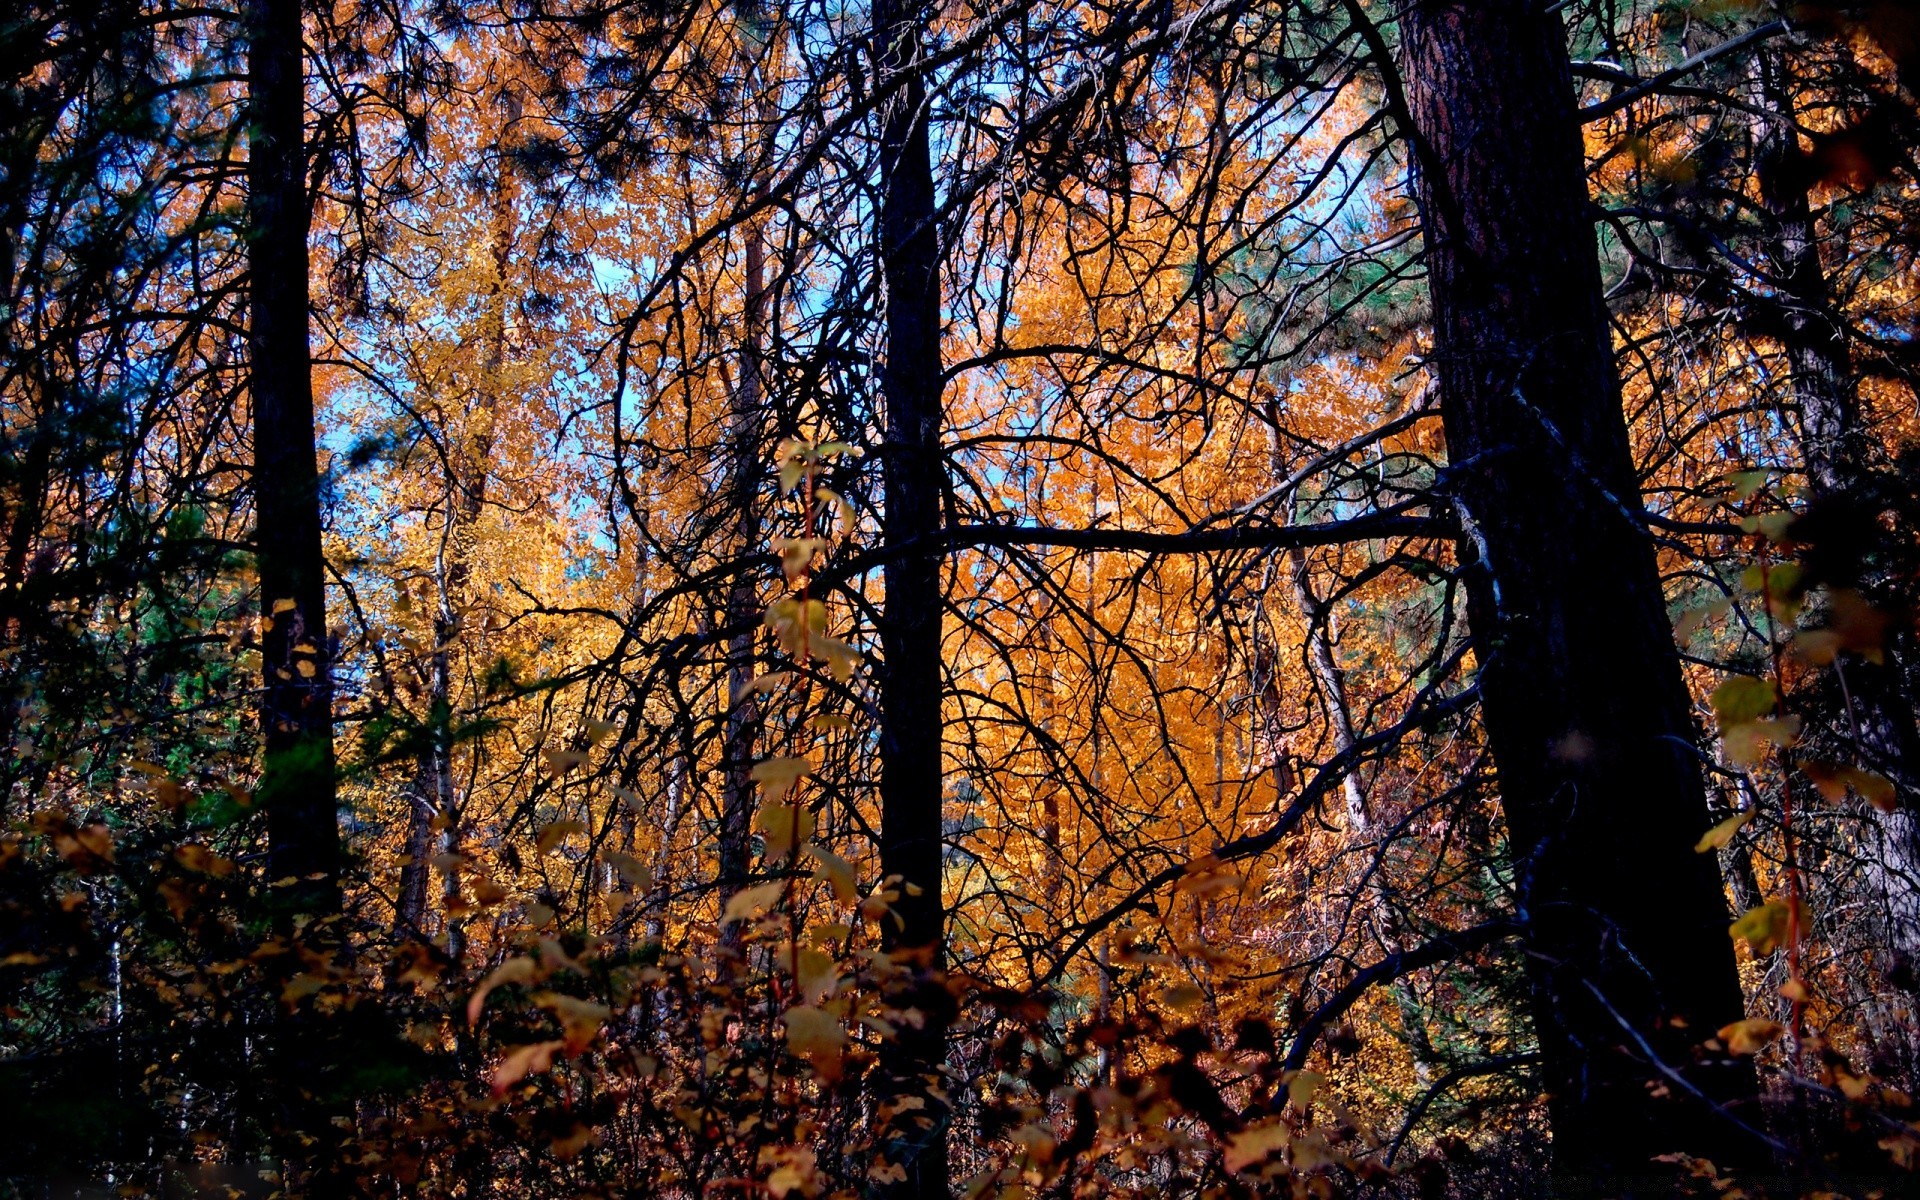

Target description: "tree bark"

left=717, top=128, right=769, bottom=918
left=1396, top=1, right=1759, bottom=1180
left=393, top=96, right=516, bottom=962
left=249, top=0, right=340, bottom=925
left=1748, top=41, right=1920, bottom=998
left=873, top=0, right=951, bottom=1193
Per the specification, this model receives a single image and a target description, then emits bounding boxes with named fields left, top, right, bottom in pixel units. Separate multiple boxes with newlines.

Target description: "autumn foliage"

left=4, top=0, right=1920, bottom=1197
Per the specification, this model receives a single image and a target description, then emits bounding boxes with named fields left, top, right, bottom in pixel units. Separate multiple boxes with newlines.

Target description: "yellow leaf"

left=1728, top=468, right=1772, bottom=501
left=758, top=802, right=815, bottom=861
left=807, top=843, right=858, bottom=903
left=1729, top=901, right=1793, bottom=956
left=1224, top=1121, right=1291, bottom=1173
left=271, top=598, right=297, bottom=615
left=751, top=756, right=812, bottom=802
left=1805, top=761, right=1899, bottom=812
left=1694, top=810, right=1753, bottom=853
left=1159, top=984, right=1205, bottom=1011
left=814, top=486, right=855, bottom=538
left=773, top=536, right=828, bottom=581
left=490, top=1039, right=565, bottom=1094
left=808, top=634, right=863, bottom=682
left=777, top=943, right=840, bottom=1004
left=734, top=671, right=790, bottom=703
left=1717, top=1017, right=1785, bottom=1055
left=551, top=1123, right=596, bottom=1159
left=536, top=820, right=588, bottom=856
left=1722, top=714, right=1800, bottom=768
left=605, top=850, right=652, bottom=891
left=722, top=880, right=787, bottom=926
left=783, top=1004, right=846, bottom=1078
left=173, top=843, right=236, bottom=877
left=1710, top=676, right=1777, bottom=729
left=1287, top=1069, right=1324, bottom=1112
left=468, top=957, right=539, bottom=1026
left=765, top=599, right=826, bottom=656
left=776, top=439, right=814, bottom=494
left=534, top=991, right=611, bottom=1052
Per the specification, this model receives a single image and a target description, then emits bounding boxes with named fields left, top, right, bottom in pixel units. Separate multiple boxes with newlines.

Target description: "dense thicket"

left=3, top=1, right=1919, bottom=1197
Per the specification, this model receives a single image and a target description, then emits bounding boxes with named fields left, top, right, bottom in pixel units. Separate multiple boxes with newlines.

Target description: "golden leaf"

left=1729, top=901, right=1793, bottom=956
left=468, top=957, right=539, bottom=1026
left=751, top=755, right=812, bottom=802
left=758, top=802, right=815, bottom=861
left=490, top=1039, right=565, bottom=1095
left=536, top=819, right=587, bottom=856
left=807, top=843, right=858, bottom=903
left=1224, top=1121, right=1291, bottom=1173
left=605, top=850, right=652, bottom=891
left=533, top=991, right=611, bottom=1052
left=1717, top=1017, right=1785, bottom=1055
left=721, top=880, right=787, bottom=926
left=783, top=1004, right=846, bottom=1079
left=1694, top=810, right=1753, bottom=854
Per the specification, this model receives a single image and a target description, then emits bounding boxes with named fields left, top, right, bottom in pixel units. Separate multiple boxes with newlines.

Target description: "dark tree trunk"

left=1397, top=1, right=1759, bottom=1181
left=873, top=0, right=951, bottom=1193
left=717, top=183, right=767, bottom=916
left=248, top=0, right=340, bottom=925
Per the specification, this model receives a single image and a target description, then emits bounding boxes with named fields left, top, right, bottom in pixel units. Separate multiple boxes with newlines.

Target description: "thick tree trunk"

left=1748, top=43, right=1920, bottom=996
left=1397, top=1, right=1759, bottom=1181
left=248, top=0, right=340, bottom=925
left=873, top=0, right=951, bottom=1193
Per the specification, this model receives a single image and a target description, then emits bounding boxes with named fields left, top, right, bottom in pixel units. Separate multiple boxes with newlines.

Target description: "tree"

left=872, top=0, right=953, bottom=1193
left=247, top=0, right=341, bottom=923
left=1393, top=0, right=1759, bottom=1178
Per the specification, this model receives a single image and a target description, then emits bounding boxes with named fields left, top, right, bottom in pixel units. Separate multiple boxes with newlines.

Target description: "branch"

left=1579, top=21, right=1790, bottom=123
left=1384, top=1053, right=1543, bottom=1165
left=1035, top=667, right=1481, bottom=988
left=936, top=509, right=1447, bottom=557
left=1282, top=920, right=1522, bottom=1071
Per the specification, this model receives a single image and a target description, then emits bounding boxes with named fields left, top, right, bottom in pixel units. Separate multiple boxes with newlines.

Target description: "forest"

left=3, top=0, right=1920, bottom=1195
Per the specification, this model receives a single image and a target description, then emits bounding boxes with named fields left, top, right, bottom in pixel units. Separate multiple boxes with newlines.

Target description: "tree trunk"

left=873, top=0, right=951, bottom=1193
left=249, top=0, right=340, bottom=925
left=1397, top=1, right=1759, bottom=1180
left=717, top=165, right=768, bottom=916
left=1748, top=41, right=1920, bottom=998
left=1268, top=400, right=1434, bottom=1080
left=393, top=100, right=516, bottom=961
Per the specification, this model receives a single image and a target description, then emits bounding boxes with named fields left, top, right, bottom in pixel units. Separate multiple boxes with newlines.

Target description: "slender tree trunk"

left=248, top=0, right=340, bottom=924
left=394, top=102, right=516, bottom=961
left=717, top=186, right=767, bottom=913
left=873, top=0, right=951, bottom=1193
left=1285, top=544, right=1367, bottom=831
left=1748, top=42, right=1920, bottom=995
left=1034, top=608, right=1064, bottom=905
left=1268, top=403, right=1434, bottom=1080
left=1397, top=1, right=1758, bottom=1180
